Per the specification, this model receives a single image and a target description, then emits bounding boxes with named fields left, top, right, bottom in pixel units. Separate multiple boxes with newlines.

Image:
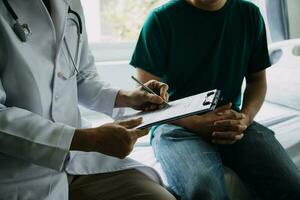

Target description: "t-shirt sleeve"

left=130, top=11, right=169, bottom=78
left=247, top=7, right=271, bottom=74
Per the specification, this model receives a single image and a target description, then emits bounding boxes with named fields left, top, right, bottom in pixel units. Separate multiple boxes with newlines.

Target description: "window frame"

left=89, top=42, right=136, bottom=62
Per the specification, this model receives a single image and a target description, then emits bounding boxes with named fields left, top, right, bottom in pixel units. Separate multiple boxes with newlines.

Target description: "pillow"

left=266, top=47, right=300, bottom=111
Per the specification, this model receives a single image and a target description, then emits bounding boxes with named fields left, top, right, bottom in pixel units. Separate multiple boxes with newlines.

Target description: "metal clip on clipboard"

left=202, top=90, right=221, bottom=109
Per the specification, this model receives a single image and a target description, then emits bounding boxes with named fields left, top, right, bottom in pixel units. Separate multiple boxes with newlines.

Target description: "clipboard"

left=115, top=89, right=221, bottom=129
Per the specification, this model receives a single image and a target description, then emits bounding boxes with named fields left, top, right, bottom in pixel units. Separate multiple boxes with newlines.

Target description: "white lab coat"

left=0, top=0, right=161, bottom=199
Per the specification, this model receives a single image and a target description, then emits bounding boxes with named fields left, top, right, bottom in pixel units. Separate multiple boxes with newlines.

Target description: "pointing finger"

left=130, top=129, right=149, bottom=140
left=116, top=117, right=143, bottom=129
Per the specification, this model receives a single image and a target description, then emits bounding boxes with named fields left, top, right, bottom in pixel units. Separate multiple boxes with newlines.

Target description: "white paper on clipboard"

left=115, top=89, right=221, bottom=129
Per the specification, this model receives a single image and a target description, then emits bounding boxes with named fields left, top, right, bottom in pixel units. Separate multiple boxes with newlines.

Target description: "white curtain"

left=265, top=0, right=290, bottom=42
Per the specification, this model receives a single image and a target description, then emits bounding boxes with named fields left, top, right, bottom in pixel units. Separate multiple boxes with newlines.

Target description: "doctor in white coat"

left=0, top=0, right=176, bottom=199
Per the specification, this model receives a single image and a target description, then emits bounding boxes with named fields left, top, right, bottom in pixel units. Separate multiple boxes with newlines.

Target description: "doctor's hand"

left=71, top=118, right=148, bottom=159
left=115, top=80, right=169, bottom=111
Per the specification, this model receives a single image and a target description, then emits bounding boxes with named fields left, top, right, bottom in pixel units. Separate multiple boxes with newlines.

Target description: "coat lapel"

left=50, top=0, right=71, bottom=47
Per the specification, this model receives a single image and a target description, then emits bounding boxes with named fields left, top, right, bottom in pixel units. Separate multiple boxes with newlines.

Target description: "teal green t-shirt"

left=130, top=0, right=271, bottom=109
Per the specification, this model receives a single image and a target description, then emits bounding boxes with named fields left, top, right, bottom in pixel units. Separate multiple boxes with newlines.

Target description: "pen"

left=131, top=76, right=170, bottom=107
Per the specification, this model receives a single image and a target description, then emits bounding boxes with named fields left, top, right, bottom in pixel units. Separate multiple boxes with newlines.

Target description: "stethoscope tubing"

left=2, top=0, right=95, bottom=80
left=2, top=0, right=83, bottom=39
left=2, top=0, right=18, bottom=21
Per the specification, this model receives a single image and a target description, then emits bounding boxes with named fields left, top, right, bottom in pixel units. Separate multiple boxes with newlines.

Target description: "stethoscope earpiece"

left=13, top=21, right=31, bottom=42
left=2, top=0, right=32, bottom=42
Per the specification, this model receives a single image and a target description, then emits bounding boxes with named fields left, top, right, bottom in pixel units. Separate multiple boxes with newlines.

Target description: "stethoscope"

left=2, top=0, right=32, bottom=42
left=2, top=0, right=96, bottom=80
left=2, top=0, right=83, bottom=42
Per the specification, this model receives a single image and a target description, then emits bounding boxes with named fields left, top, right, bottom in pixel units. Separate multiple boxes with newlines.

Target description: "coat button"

left=55, top=95, right=59, bottom=100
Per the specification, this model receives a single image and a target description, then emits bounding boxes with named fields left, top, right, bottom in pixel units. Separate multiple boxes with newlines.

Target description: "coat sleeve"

left=0, top=79, right=75, bottom=171
left=74, top=2, right=120, bottom=117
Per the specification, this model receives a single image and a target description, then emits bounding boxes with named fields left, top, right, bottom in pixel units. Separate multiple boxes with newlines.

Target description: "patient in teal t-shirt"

left=130, top=0, right=300, bottom=199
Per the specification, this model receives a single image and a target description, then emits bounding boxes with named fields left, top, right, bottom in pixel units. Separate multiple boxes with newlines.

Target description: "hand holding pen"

left=114, top=76, right=170, bottom=111
left=131, top=76, right=170, bottom=111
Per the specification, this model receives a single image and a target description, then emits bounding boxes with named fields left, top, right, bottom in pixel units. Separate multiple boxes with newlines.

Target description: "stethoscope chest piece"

left=13, top=21, right=31, bottom=42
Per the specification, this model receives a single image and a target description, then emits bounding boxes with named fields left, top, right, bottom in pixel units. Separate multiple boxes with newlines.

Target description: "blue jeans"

left=152, top=122, right=300, bottom=200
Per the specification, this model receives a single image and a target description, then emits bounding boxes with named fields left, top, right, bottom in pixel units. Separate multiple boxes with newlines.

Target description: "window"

left=81, top=0, right=167, bottom=62
left=81, top=0, right=167, bottom=43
